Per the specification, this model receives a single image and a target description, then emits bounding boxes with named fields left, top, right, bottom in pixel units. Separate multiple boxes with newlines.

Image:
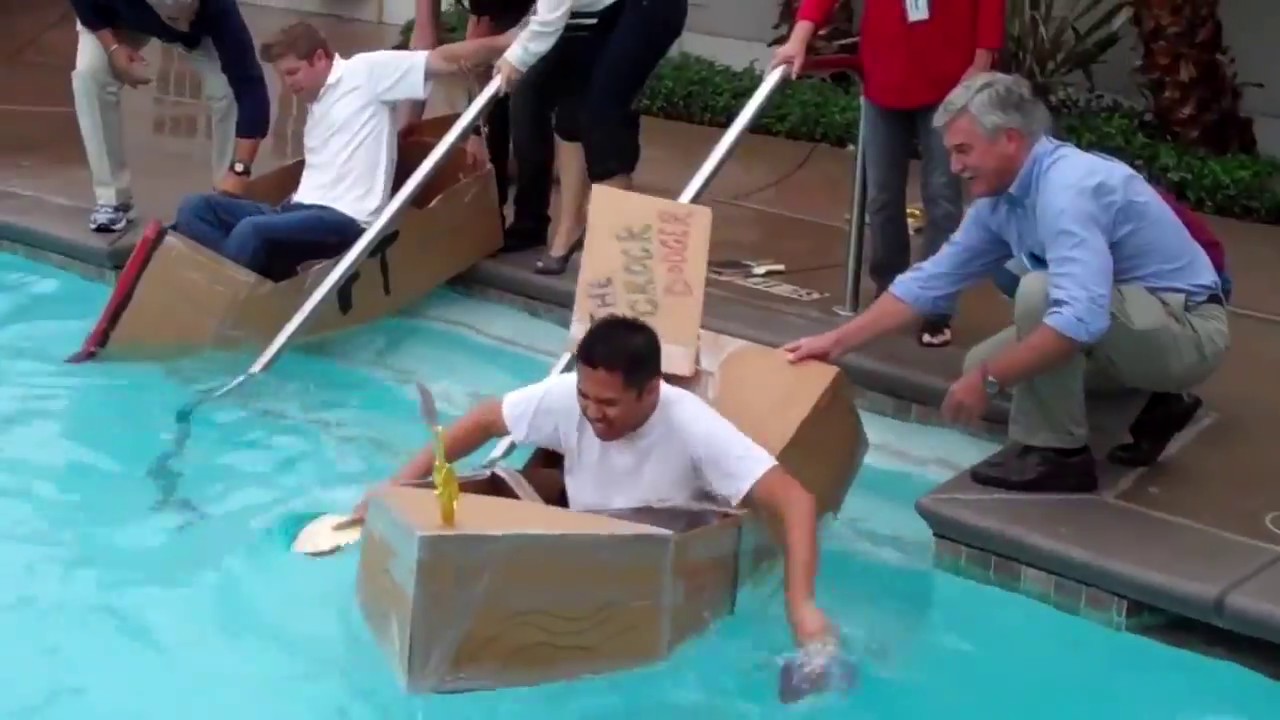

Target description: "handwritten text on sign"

left=584, top=209, right=695, bottom=323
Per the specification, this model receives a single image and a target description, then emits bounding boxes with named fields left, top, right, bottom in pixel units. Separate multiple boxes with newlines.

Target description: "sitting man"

left=173, top=21, right=503, bottom=280
left=356, top=314, right=834, bottom=650
left=784, top=72, right=1229, bottom=493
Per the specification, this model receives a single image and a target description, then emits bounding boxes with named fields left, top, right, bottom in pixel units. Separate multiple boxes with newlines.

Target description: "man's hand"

left=961, top=49, right=996, bottom=81
left=941, top=368, right=990, bottom=427
left=215, top=171, right=249, bottom=197
left=107, top=44, right=152, bottom=87
left=783, top=331, right=842, bottom=364
left=495, top=58, right=523, bottom=94
left=464, top=134, right=490, bottom=170
left=789, top=600, right=835, bottom=648
left=771, top=40, right=809, bottom=79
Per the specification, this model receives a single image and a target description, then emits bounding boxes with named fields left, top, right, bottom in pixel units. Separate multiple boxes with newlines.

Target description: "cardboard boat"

left=69, top=114, right=503, bottom=362
left=355, top=329, right=869, bottom=693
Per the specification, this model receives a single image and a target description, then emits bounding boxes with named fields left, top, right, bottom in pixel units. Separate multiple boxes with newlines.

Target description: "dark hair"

left=259, top=21, right=331, bottom=63
left=576, top=315, right=662, bottom=393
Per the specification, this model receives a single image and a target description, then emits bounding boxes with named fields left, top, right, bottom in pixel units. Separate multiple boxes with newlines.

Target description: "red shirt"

left=796, top=0, right=1005, bottom=110
left=1155, top=187, right=1226, bottom=272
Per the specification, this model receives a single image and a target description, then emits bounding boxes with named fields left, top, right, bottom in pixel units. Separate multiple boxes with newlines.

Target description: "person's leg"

left=71, top=22, right=146, bottom=231
left=963, top=272, right=1230, bottom=490
left=505, top=44, right=564, bottom=253
left=962, top=272, right=1095, bottom=492
left=221, top=204, right=364, bottom=276
left=486, top=92, right=512, bottom=212
left=579, top=0, right=687, bottom=189
left=172, top=193, right=274, bottom=254
left=913, top=105, right=964, bottom=346
left=529, top=12, right=612, bottom=273
left=1093, top=286, right=1229, bottom=466
left=183, top=38, right=237, bottom=183
left=860, top=99, right=915, bottom=294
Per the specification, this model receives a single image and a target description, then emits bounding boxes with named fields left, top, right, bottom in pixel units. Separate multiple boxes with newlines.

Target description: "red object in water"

left=66, top=219, right=167, bottom=363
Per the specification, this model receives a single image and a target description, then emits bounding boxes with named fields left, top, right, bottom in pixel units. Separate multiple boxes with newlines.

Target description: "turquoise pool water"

left=2, top=252, right=1277, bottom=719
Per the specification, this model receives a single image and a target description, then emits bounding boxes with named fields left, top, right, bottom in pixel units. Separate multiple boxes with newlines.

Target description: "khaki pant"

left=72, top=22, right=236, bottom=206
left=965, top=271, right=1230, bottom=448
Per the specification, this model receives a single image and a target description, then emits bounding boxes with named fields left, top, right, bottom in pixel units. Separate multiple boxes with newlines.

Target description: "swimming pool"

left=2, top=252, right=1276, bottom=719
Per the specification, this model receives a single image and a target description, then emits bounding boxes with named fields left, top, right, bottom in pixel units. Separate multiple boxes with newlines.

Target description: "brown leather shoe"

left=1107, top=392, right=1203, bottom=467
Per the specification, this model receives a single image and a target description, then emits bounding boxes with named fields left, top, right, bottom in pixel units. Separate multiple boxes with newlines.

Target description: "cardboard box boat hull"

left=356, top=334, right=869, bottom=693
left=81, top=115, right=502, bottom=361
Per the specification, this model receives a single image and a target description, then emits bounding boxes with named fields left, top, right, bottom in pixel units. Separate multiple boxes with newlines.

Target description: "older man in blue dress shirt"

left=783, top=72, right=1229, bottom=493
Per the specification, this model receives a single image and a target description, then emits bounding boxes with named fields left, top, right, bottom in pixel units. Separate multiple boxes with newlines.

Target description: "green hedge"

left=639, top=54, right=1280, bottom=224
left=402, top=18, right=1280, bottom=224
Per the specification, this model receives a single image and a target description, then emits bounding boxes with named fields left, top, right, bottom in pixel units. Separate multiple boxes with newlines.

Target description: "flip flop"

left=918, top=318, right=952, bottom=348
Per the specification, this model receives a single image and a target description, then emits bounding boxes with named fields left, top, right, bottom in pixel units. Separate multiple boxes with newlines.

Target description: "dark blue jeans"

left=173, top=193, right=364, bottom=280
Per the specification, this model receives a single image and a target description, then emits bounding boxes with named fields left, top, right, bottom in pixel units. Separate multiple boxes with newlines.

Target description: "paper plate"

left=290, top=513, right=364, bottom=556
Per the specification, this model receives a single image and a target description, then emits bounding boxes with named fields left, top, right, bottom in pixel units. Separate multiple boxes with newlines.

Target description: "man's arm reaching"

left=389, top=399, right=509, bottom=483
left=424, top=34, right=517, bottom=77
left=744, top=466, right=830, bottom=647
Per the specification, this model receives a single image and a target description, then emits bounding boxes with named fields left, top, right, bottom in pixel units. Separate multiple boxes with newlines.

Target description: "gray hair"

left=932, top=72, right=1052, bottom=140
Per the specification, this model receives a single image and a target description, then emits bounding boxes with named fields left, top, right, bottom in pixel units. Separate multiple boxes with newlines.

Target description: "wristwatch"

left=980, top=364, right=1003, bottom=398
left=230, top=160, right=252, bottom=178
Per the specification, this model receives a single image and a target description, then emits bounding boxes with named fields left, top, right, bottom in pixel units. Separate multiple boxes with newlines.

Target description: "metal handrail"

left=834, top=95, right=867, bottom=316
left=480, top=63, right=793, bottom=468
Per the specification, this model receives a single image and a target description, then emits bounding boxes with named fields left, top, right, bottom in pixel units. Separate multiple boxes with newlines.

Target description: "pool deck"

left=4, top=3, right=1280, bottom=677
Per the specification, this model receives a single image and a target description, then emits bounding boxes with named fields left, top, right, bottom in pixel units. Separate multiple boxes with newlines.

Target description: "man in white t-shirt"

left=171, top=21, right=503, bottom=280
left=355, top=314, right=835, bottom=650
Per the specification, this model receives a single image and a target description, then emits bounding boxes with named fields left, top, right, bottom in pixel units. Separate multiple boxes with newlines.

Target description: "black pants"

left=508, top=0, right=688, bottom=237
left=473, top=0, right=540, bottom=236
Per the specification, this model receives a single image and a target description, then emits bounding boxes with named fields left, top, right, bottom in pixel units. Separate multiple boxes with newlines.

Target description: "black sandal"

left=533, top=231, right=585, bottom=276
left=919, top=317, right=952, bottom=347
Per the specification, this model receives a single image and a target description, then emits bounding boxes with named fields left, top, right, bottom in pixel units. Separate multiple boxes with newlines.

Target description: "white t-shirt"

left=500, top=372, right=779, bottom=512
left=502, top=0, right=620, bottom=72
left=290, top=51, right=434, bottom=227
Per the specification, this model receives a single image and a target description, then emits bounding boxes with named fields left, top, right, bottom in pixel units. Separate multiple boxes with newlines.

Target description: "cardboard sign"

left=569, top=185, right=713, bottom=377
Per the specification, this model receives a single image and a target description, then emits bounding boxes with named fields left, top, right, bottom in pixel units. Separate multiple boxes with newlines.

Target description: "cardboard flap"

left=708, top=343, right=834, bottom=454
left=569, top=185, right=713, bottom=377
left=379, top=488, right=673, bottom=536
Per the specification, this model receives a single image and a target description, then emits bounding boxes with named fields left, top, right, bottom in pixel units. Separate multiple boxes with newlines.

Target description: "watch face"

left=231, top=161, right=250, bottom=176
left=984, top=376, right=1001, bottom=396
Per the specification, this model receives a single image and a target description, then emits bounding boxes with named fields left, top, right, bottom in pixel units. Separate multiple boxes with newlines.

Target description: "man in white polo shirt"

left=353, top=314, right=836, bottom=652
left=172, top=21, right=503, bottom=279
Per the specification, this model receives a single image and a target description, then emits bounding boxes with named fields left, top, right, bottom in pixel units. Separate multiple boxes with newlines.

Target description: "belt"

left=1189, top=292, right=1224, bottom=308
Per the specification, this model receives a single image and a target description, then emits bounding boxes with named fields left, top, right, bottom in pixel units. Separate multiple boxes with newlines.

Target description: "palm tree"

left=1130, top=0, right=1257, bottom=155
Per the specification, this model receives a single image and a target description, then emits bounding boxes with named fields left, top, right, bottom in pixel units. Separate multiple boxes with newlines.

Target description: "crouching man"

left=785, top=72, right=1229, bottom=493
left=172, top=21, right=505, bottom=280
left=355, top=315, right=836, bottom=650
